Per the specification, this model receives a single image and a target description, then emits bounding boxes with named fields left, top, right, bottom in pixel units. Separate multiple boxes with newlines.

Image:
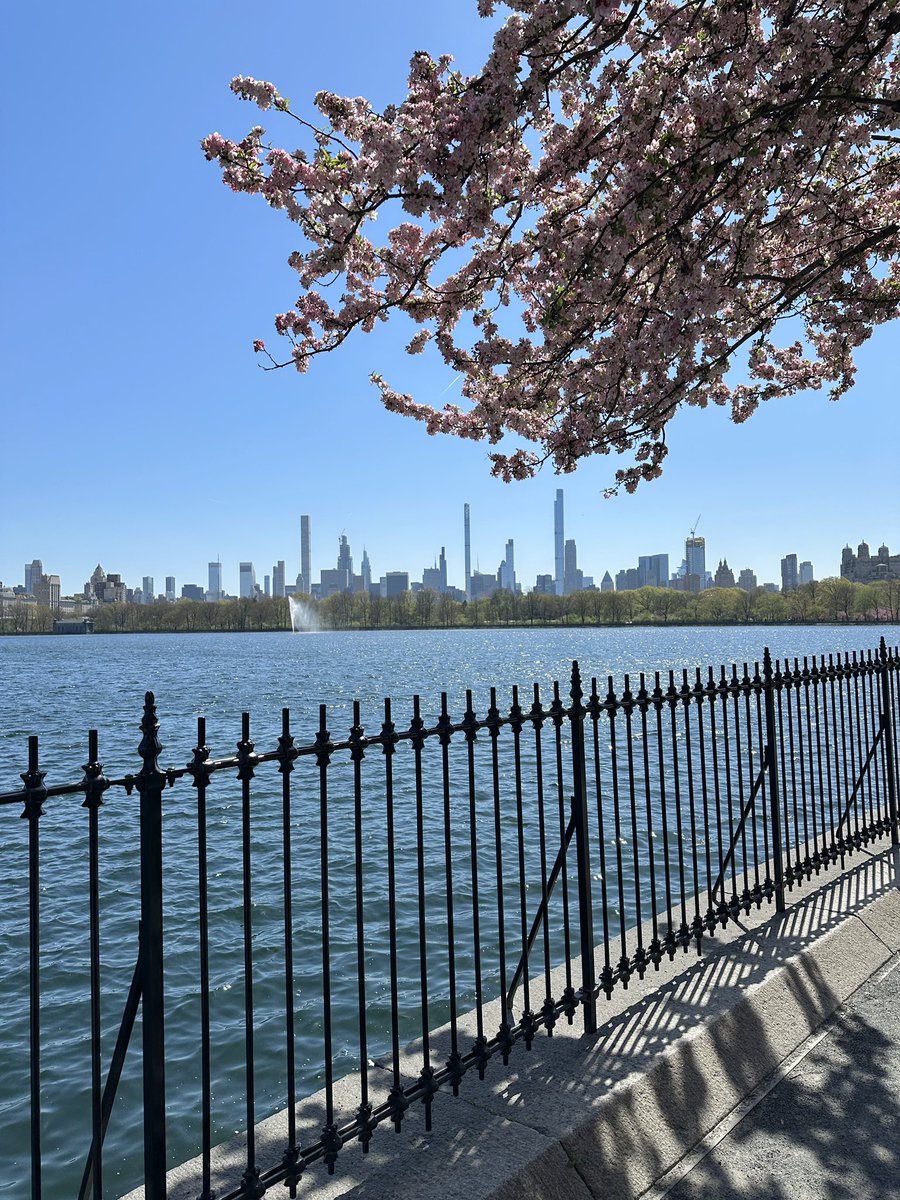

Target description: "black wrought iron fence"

left=1, top=641, right=898, bottom=1200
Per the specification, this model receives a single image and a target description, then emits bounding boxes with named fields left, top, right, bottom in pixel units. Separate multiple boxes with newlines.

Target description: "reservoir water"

left=1, top=624, right=895, bottom=1197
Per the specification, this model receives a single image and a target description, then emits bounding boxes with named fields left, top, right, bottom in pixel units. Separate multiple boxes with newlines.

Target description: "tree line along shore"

left=2, top=578, right=898, bottom=635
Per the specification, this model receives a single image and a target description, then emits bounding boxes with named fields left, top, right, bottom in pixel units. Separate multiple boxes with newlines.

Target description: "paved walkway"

left=656, top=952, right=900, bottom=1200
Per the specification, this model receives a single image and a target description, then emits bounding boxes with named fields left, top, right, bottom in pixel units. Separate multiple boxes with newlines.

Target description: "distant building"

left=469, top=571, right=499, bottom=600
left=534, top=574, right=555, bottom=594
left=763, top=582, right=780, bottom=593
left=638, top=554, right=669, bottom=589
left=182, top=583, right=205, bottom=601
left=799, top=561, right=814, bottom=586
left=25, top=559, right=43, bottom=595
left=318, top=536, right=356, bottom=597
left=263, top=574, right=271, bottom=597
left=601, top=571, right=614, bottom=593
left=498, top=539, right=517, bottom=592
left=422, top=567, right=441, bottom=591
left=671, top=573, right=703, bottom=594
left=83, top=565, right=126, bottom=604
left=713, top=560, right=735, bottom=589
left=381, top=572, right=409, bottom=598
left=616, top=568, right=640, bottom=591
left=142, top=576, right=155, bottom=604
left=273, top=561, right=286, bottom=598
left=361, top=549, right=372, bottom=592
left=781, top=554, right=799, bottom=593
left=841, top=542, right=900, bottom=583
left=165, top=576, right=176, bottom=602
left=464, top=504, right=472, bottom=600
left=554, top=490, right=565, bottom=595
left=33, top=574, right=61, bottom=609
left=685, top=536, right=706, bottom=592
left=53, top=617, right=94, bottom=634
left=738, top=569, right=758, bottom=591
left=299, top=515, right=312, bottom=596
left=208, top=561, right=223, bottom=602
left=614, top=554, right=669, bottom=590
left=239, top=562, right=256, bottom=598
left=422, top=546, right=449, bottom=594
left=337, top=535, right=353, bottom=578
left=563, top=538, right=583, bottom=594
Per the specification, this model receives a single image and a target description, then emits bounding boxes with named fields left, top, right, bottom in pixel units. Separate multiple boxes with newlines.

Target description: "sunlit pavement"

left=661, top=952, right=900, bottom=1200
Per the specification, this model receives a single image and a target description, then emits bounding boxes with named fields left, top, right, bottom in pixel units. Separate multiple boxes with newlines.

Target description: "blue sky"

left=2, top=0, right=897, bottom=598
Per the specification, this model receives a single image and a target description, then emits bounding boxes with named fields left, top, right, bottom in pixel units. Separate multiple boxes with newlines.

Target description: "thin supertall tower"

left=554, top=489, right=565, bottom=596
left=300, top=515, right=311, bottom=595
left=464, top=504, right=472, bottom=600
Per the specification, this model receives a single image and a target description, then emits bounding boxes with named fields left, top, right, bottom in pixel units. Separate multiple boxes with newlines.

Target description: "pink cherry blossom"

left=203, top=0, right=900, bottom=491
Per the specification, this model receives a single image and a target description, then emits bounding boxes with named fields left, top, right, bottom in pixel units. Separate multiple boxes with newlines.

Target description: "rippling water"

left=0, top=624, right=893, bottom=1197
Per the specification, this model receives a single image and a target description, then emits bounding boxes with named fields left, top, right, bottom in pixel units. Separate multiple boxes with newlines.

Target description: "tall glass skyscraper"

left=554, top=489, right=565, bottom=595
left=685, top=537, right=706, bottom=592
left=300, top=515, right=311, bottom=595
left=207, top=560, right=223, bottom=601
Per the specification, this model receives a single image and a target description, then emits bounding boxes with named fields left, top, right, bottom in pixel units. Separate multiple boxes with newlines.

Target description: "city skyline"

left=8, top=495, right=897, bottom=604
left=2, top=3, right=897, bottom=616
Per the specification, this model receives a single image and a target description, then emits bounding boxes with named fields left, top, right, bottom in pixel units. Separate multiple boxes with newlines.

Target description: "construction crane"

left=690, top=514, right=702, bottom=539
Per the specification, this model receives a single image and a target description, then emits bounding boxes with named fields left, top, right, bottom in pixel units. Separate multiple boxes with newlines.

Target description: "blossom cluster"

left=202, top=0, right=900, bottom=489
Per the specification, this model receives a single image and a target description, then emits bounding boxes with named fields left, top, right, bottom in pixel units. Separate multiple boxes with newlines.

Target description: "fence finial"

left=570, top=660, right=583, bottom=708
left=138, top=692, right=163, bottom=773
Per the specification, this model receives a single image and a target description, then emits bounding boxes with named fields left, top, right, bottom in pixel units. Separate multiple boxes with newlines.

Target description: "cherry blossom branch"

left=203, top=0, right=899, bottom=490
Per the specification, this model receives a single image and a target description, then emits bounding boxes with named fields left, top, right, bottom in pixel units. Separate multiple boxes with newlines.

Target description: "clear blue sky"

left=2, top=1, right=897, bottom=597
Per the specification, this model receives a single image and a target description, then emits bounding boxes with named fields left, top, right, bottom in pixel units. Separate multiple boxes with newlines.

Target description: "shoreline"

left=0, top=618, right=897, bottom=638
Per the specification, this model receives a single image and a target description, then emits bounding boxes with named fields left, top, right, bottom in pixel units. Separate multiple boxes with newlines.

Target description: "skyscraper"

left=685, top=536, right=706, bottom=593
left=439, top=547, right=448, bottom=593
left=564, top=538, right=582, bottom=594
left=499, top=539, right=516, bottom=592
left=361, top=549, right=372, bottom=592
left=799, top=561, right=814, bottom=586
left=337, top=535, right=353, bottom=578
left=464, top=504, right=472, bottom=600
left=142, top=576, right=154, bottom=604
left=738, top=569, right=758, bottom=591
left=554, top=490, right=565, bottom=596
left=300, top=515, right=311, bottom=595
left=25, top=560, right=43, bottom=595
left=33, top=574, right=60, bottom=609
left=638, top=554, right=670, bottom=589
left=208, top=561, right=223, bottom=601
left=239, top=562, right=256, bottom=598
left=165, top=576, right=176, bottom=602
left=781, top=553, right=799, bottom=592
left=318, top=536, right=355, bottom=597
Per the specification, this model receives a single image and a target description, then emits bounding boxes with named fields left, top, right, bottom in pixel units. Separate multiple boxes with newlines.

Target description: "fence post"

left=879, top=638, right=899, bottom=847
left=21, top=735, right=47, bottom=1200
left=762, top=650, right=786, bottom=912
left=570, top=662, right=597, bottom=1034
left=136, top=693, right=167, bottom=1199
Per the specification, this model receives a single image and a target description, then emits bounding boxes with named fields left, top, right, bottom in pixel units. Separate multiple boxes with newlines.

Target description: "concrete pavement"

left=655, top=951, right=900, bottom=1200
